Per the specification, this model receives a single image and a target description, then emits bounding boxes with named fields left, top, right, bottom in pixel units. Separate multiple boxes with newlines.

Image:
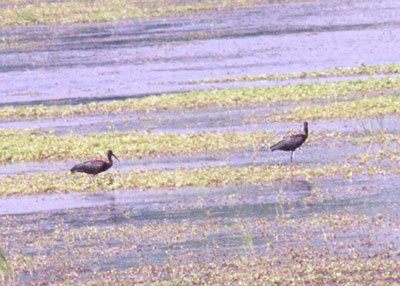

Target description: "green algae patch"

left=194, top=63, right=400, bottom=83
left=272, top=95, right=400, bottom=121
left=2, top=77, right=400, bottom=121
left=0, top=163, right=394, bottom=196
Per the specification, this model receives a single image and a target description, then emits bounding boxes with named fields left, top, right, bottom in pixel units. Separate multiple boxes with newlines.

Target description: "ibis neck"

left=108, top=154, right=113, bottom=165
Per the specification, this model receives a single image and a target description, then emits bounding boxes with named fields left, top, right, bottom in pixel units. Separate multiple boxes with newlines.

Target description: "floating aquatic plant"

left=193, top=63, right=400, bottom=84
left=272, top=95, right=400, bottom=121
left=2, top=212, right=399, bottom=285
left=0, top=0, right=305, bottom=27
left=1, top=77, right=400, bottom=121
left=1, top=128, right=398, bottom=164
left=0, top=163, right=396, bottom=196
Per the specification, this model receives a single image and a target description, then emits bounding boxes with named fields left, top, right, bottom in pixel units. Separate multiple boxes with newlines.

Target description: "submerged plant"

left=0, top=251, right=11, bottom=283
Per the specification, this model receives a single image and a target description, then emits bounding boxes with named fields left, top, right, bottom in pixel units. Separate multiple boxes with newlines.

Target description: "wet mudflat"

left=1, top=174, right=400, bottom=284
left=1, top=0, right=400, bottom=284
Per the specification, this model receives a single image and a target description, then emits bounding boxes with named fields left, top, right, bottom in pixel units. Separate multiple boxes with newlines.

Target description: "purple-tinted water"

left=0, top=0, right=400, bottom=283
left=0, top=0, right=400, bottom=106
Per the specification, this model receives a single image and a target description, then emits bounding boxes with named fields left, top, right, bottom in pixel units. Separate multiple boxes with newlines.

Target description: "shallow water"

left=1, top=176, right=399, bottom=271
left=0, top=138, right=374, bottom=178
left=0, top=113, right=397, bottom=178
left=1, top=0, right=400, bottom=106
left=1, top=103, right=399, bottom=136
left=3, top=175, right=397, bottom=217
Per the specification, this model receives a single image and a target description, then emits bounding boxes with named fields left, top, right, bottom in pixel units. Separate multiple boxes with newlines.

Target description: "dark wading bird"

left=270, top=122, right=308, bottom=164
left=70, top=150, right=119, bottom=178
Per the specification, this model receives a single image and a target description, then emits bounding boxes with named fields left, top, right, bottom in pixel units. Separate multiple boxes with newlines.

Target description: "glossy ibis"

left=271, top=122, right=308, bottom=164
left=70, top=150, right=119, bottom=177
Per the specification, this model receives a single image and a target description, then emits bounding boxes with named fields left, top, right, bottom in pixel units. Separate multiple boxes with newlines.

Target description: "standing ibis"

left=70, top=150, right=119, bottom=177
left=271, top=122, right=308, bottom=164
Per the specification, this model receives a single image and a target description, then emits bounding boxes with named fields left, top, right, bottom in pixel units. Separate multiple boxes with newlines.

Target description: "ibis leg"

left=291, top=151, right=294, bottom=165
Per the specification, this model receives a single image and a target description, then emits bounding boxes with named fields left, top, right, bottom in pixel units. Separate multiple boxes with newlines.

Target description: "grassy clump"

left=1, top=77, right=400, bottom=121
left=194, top=63, right=400, bottom=83
left=272, top=94, right=400, bottom=121
left=0, top=163, right=396, bottom=196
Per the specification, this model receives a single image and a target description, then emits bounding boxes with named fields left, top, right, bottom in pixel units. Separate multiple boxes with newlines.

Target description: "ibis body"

left=70, top=150, right=119, bottom=176
left=271, top=122, right=308, bottom=164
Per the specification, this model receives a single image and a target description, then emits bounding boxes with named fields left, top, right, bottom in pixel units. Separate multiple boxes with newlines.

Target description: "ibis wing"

left=271, top=139, right=290, bottom=151
left=271, top=134, right=306, bottom=151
